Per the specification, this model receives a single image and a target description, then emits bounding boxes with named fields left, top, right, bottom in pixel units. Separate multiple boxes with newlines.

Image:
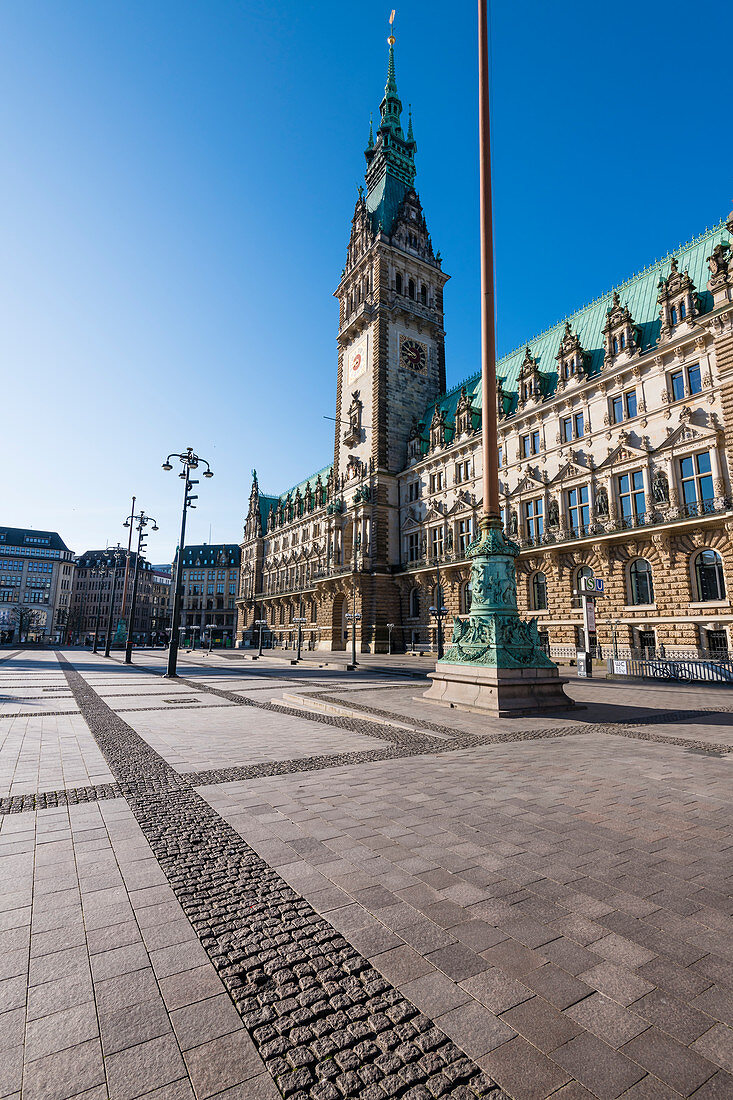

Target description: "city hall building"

left=236, top=44, right=733, bottom=658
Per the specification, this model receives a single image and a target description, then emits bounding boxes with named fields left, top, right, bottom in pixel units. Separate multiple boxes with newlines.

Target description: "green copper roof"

left=364, top=40, right=416, bottom=235
left=258, top=495, right=278, bottom=529
left=419, top=220, right=728, bottom=445
left=278, top=464, right=333, bottom=507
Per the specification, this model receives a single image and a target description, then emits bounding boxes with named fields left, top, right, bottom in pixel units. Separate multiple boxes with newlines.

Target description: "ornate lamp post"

left=345, top=609, right=361, bottom=667
left=254, top=619, right=267, bottom=658
left=103, top=549, right=125, bottom=658
left=423, top=1, right=571, bottom=715
left=428, top=602, right=448, bottom=660
left=162, top=447, right=213, bottom=677
left=294, top=616, right=307, bottom=662
left=122, top=510, right=159, bottom=665
left=90, top=561, right=113, bottom=654
left=387, top=623, right=394, bottom=655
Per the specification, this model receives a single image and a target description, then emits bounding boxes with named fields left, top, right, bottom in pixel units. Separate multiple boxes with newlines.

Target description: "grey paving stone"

left=552, top=1032, right=646, bottom=1099
left=565, top=992, right=649, bottom=1048
left=158, top=965, right=227, bottom=1011
left=26, top=972, right=93, bottom=1021
left=170, top=994, right=244, bottom=1051
left=0, top=1043, right=22, bottom=1096
left=183, top=1031, right=265, bottom=1098
left=22, top=1037, right=105, bottom=1100
left=435, top=1000, right=515, bottom=1059
left=401, top=971, right=471, bottom=1018
left=479, top=1035, right=572, bottom=1099
left=105, top=1033, right=188, bottom=1100
left=99, top=997, right=173, bottom=1055
left=25, top=1001, right=99, bottom=1061
left=621, top=1026, right=717, bottom=1095
left=370, top=944, right=435, bottom=985
left=578, top=961, right=655, bottom=1007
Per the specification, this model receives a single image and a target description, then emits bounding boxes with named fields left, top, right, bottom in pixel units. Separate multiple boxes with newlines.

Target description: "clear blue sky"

left=1, top=0, right=730, bottom=561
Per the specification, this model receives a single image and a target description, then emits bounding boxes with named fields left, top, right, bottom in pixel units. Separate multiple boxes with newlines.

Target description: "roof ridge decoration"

left=419, top=217, right=729, bottom=439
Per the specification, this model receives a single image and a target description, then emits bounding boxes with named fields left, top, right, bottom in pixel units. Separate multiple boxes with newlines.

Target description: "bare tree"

left=10, top=605, right=47, bottom=643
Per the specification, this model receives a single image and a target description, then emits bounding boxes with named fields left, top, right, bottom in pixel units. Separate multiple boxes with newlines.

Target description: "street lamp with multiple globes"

left=103, top=548, right=125, bottom=658
left=162, top=448, right=213, bottom=678
left=122, top=509, right=159, bottom=664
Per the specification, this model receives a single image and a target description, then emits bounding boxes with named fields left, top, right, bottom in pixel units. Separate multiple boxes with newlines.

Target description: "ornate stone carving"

left=602, top=291, right=641, bottom=364
left=657, top=257, right=699, bottom=340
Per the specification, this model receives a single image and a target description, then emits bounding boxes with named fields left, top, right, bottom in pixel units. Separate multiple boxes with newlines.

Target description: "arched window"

left=460, top=581, right=472, bottom=614
left=629, top=559, right=654, bottom=605
left=408, top=278, right=415, bottom=300
left=679, top=300, right=686, bottom=320
left=420, top=284, right=427, bottom=305
left=431, top=585, right=445, bottom=610
left=694, top=550, right=726, bottom=602
left=409, top=587, right=420, bottom=618
left=620, top=333, right=626, bottom=350
left=532, top=572, right=548, bottom=611
left=395, top=272, right=402, bottom=295
left=671, top=305, right=678, bottom=326
left=613, top=337, right=619, bottom=354
left=573, top=565, right=593, bottom=601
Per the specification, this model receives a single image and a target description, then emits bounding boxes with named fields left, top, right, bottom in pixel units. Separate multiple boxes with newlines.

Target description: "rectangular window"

left=455, top=460, right=470, bottom=484
left=679, top=451, right=714, bottom=509
left=618, top=470, right=645, bottom=522
left=430, top=527, right=444, bottom=558
left=407, top=533, right=420, bottom=562
left=561, top=416, right=572, bottom=443
left=566, top=486, right=589, bottom=533
left=457, top=519, right=472, bottom=555
left=574, top=412, right=584, bottom=438
left=217, top=584, right=224, bottom=594
left=521, top=434, right=531, bottom=458
left=670, top=369, right=685, bottom=402
left=407, top=481, right=419, bottom=502
left=498, top=446, right=503, bottom=468
left=524, top=498, right=544, bottom=542
left=687, top=363, right=702, bottom=395
left=531, top=430, right=540, bottom=454
left=612, top=395, right=623, bottom=424
left=625, top=390, right=637, bottom=418
left=429, top=471, right=444, bottom=493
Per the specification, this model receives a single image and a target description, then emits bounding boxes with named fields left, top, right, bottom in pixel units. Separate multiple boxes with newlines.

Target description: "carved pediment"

left=401, top=512, right=422, bottom=532
left=597, top=436, right=647, bottom=470
left=551, top=459, right=587, bottom=484
left=425, top=503, right=444, bottom=521
left=509, top=472, right=546, bottom=497
left=654, top=419, right=717, bottom=454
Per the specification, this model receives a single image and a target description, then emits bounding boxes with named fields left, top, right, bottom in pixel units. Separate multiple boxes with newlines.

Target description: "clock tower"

left=333, top=31, right=448, bottom=599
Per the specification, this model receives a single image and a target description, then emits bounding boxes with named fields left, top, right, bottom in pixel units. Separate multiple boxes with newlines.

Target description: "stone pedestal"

left=421, top=520, right=574, bottom=718
left=422, top=662, right=573, bottom=717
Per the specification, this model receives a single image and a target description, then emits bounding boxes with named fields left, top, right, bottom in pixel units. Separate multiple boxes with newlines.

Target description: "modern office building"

left=172, top=543, right=240, bottom=647
left=0, top=527, right=75, bottom=643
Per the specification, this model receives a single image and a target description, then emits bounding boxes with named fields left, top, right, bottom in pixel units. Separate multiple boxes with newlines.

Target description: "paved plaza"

left=1, top=649, right=733, bottom=1100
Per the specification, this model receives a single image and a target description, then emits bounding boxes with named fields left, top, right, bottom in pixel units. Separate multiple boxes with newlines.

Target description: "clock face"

left=400, top=335, right=428, bottom=374
left=348, top=335, right=368, bottom=383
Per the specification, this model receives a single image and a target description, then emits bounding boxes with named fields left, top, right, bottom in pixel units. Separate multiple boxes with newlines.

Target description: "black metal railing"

left=517, top=498, right=731, bottom=550
left=607, top=655, right=733, bottom=684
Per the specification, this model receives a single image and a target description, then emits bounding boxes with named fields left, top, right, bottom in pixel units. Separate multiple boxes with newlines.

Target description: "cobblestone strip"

left=56, top=654, right=505, bottom=1100
left=301, top=691, right=733, bottom=755
left=0, top=780, right=124, bottom=814
left=0, top=709, right=81, bottom=718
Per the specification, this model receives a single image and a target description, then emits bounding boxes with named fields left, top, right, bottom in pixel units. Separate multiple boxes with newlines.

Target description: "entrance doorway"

left=331, top=594, right=346, bottom=651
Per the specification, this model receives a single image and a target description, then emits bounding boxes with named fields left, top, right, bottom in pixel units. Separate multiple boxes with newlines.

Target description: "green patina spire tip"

left=368, top=112, right=373, bottom=147
left=407, top=103, right=414, bottom=142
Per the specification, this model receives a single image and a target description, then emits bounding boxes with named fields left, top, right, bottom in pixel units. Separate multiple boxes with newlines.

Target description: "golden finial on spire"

left=388, top=9, right=396, bottom=46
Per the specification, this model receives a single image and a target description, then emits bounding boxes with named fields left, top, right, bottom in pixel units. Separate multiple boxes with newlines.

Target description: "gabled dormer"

left=706, top=213, right=733, bottom=307
left=454, top=386, right=475, bottom=436
left=555, top=322, right=589, bottom=388
left=429, top=406, right=447, bottom=451
left=657, top=258, right=699, bottom=342
left=602, top=291, right=640, bottom=365
left=516, top=347, right=544, bottom=408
